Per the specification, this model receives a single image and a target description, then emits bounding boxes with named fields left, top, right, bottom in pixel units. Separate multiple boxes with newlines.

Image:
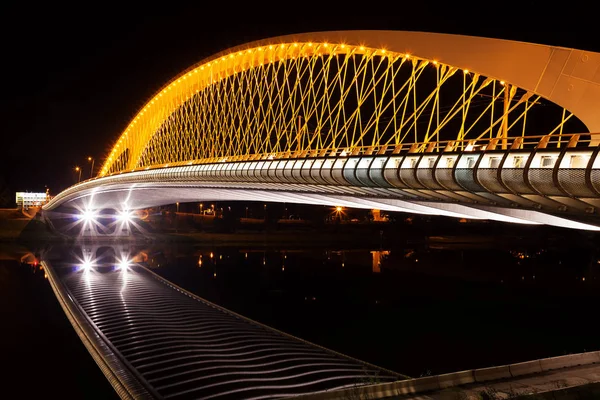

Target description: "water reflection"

left=0, top=243, right=120, bottom=399
left=29, top=235, right=600, bottom=378
left=41, top=242, right=400, bottom=398
left=371, top=250, right=389, bottom=273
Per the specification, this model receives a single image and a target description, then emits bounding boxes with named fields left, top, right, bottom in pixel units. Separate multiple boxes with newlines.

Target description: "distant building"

left=15, top=191, right=50, bottom=209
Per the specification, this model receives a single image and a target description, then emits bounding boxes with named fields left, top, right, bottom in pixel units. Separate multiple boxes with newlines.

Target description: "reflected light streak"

left=75, top=254, right=96, bottom=273
left=117, top=259, right=131, bottom=271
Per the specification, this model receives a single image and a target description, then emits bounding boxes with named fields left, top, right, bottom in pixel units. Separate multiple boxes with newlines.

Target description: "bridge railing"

left=57, top=132, right=600, bottom=194
left=44, top=131, right=600, bottom=214
left=109, top=132, right=600, bottom=175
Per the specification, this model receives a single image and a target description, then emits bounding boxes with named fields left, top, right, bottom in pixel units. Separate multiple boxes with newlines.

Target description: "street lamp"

left=74, top=166, right=82, bottom=183
left=87, top=156, right=95, bottom=179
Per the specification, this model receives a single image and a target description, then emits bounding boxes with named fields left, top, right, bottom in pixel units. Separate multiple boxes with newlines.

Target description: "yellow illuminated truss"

left=100, top=41, right=581, bottom=176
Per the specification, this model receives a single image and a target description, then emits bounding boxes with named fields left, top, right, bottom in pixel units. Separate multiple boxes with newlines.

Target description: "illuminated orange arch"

left=100, top=30, right=600, bottom=176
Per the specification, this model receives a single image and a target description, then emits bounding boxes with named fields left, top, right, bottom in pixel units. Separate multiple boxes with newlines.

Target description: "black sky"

left=1, top=6, right=598, bottom=203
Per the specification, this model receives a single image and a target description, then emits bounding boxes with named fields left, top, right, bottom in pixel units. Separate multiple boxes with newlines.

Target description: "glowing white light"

left=79, top=209, right=96, bottom=222
left=117, top=210, right=133, bottom=223
left=117, top=259, right=130, bottom=271
left=80, top=259, right=93, bottom=272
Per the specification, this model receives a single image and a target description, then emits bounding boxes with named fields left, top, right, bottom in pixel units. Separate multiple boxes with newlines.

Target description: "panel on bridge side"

left=238, top=162, right=251, bottom=182
left=229, top=162, right=242, bottom=182
left=528, top=151, right=563, bottom=196
left=591, top=153, right=600, bottom=195
left=257, top=160, right=271, bottom=182
left=246, top=161, right=259, bottom=182
left=434, top=154, right=462, bottom=191
left=416, top=155, right=444, bottom=190
left=291, top=159, right=308, bottom=184
left=300, top=159, right=318, bottom=184
left=227, top=163, right=240, bottom=182
left=198, top=164, right=209, bottom=180
left=221, top=162, right=233, bottom=181
left=310, top=158, right=329, bottom=185
left=273, top=160, right=288, bottom=183
left=500, top=152, right=536, bottom=194
left=383, top=156, right=406, bottom=189
left=213, top=164, right=226, bottom=182
left=171, top=167, right=181, bottom=181
left=454, top=153, right=484, bottom=193
left=177, top=166, right=187, bottom=181
left=279, top=159, right=296, bottom=183
left=400, top=156, right=424, bottom=189
left=457, top=153, right=515, bottom=206
left=179, top=166, right=188, bottom=181
left=477, top=153, right=510, bottom=193
left=342, top=157, right=363, bottom=187
left=176, top=167, right=184, bottom=182
left=302, top=158, right=327, bottom=185
left=255, top=161, right=268, bottom=182
left=332, top=157, right=351, bottom=186
left=268, top=160, right=283, bottom=183
left=244, top=162, right=255, bottom=181
left=195, top=164, right=205, bottom=179
left=556, top=150, right=598, bottom=197
left=355, top=156, right=375, bottom=187
left=368, top=156, right=392, bottom=188
left=320, top=158, right=339, bottom=185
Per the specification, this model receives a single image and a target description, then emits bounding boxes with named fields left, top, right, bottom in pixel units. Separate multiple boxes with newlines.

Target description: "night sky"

left=1, top=7, right=597, bottom=205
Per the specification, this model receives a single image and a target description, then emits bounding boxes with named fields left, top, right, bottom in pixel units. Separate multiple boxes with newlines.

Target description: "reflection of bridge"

left=43, top=31, right=600, bottom=231
left=43, top=244, right=401, bottom=399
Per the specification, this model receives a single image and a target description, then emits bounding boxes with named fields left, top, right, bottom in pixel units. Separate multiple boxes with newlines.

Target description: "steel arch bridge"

left=44, top=31, right=600, bottom=233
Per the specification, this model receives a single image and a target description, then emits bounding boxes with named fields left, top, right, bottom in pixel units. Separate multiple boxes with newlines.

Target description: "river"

left=1, top=225, right=599, bottom=398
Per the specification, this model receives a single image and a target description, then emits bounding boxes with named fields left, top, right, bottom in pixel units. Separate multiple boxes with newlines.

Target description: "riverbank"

left=0, top=208, right=65, bottom=242
left=3, top=207, right=600, bottom=251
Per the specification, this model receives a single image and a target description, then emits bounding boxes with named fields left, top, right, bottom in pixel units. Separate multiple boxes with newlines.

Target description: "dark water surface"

left=0, top=246, right=119, bottom=399
left=142, top=237, right=600, bottom=377
left=2, top=225, right=600, bottom=397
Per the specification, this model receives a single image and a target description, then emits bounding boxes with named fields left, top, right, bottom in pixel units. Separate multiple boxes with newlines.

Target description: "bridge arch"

left=100, top=31, right=600, bottom=176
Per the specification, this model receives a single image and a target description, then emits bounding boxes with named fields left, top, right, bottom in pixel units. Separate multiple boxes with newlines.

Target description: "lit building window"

left=15, top=192, right=50, bottom=209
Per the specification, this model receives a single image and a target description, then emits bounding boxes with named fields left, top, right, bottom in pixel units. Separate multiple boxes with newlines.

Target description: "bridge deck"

left=45, top=261, right=401, bottom=399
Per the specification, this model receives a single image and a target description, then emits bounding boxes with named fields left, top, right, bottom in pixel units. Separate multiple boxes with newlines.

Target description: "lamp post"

left=87, top=156, right=95, bottom=179
left=75, top=166, right=82, bottom=183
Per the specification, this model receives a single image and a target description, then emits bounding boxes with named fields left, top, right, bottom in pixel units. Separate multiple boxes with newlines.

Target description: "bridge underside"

left=43, top=179, right=600, bottom=233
